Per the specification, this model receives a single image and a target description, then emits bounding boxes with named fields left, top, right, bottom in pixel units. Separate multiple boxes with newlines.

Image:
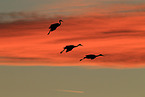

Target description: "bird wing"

left=86, top=55, right=95, bottom=57
left=65, top=46, right=74, bottom=52
left=66, top=45, right=74, bottom=47
left=49, top=23, right=60, bottom=29
left=66, top=48, right=73, bottom=52
left=65, top=45, right=75, bottom=49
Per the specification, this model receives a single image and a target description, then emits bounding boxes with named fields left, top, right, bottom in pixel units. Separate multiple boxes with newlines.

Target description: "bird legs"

left=60, top=49, right=65, bottom=54
left=47, top=31, right=51, bottom=35
left=80, top=57, right=85, bottom=61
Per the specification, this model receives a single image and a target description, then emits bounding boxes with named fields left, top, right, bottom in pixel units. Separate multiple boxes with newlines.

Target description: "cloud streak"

left=1, top=3, right=145, bottom=68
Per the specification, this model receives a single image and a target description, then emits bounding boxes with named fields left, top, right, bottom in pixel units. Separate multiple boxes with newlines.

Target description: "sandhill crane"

left=80, top=54, right=104, bottom=61
left=48, top=20, right=63, bottom=35
left=60, top=44, right=83, bottom=54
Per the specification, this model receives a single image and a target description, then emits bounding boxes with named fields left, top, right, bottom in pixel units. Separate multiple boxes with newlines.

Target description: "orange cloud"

left=1, top=10, right=145, bottom=68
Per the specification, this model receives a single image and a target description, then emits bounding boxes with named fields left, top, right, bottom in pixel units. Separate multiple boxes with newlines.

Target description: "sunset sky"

left=1, top=0, right=145, bottom=67
left=0, top=0, right=145, bottom=97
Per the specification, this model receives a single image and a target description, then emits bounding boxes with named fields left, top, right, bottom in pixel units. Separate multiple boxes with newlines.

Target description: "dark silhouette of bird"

left=48, top=20, right=63, bottom=35
left=80, top=54, right=104, bottom=61
left=60, top=44, right=83, bottom=54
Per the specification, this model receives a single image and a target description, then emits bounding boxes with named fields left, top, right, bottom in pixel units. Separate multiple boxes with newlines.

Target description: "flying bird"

left=48, top=20, right=63, bottom=35
left=60, top=44, right=83, bottom=54
left=80, top=54, right=104, bottom=61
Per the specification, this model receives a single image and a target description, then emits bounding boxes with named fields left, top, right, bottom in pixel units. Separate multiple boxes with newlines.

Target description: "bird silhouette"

left=60, top=44, right=83, bottom=54
left=48, top=20, right=63, bottom=35
left=80, top=54, right=104, bottom=61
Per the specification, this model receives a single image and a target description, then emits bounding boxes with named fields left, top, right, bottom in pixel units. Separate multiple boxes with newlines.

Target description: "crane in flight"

left=80, top=54, right=104, bottom=61
left=60, top=44, right=83, bottom=54
left=48, top=20, right=63, bottom=35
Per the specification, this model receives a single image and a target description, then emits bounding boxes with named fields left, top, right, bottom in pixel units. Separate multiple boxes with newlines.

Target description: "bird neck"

left=76, top=45, right=80, bottom=47
left=95, top=55, right=99, bottom=57
left=59, top=21, right=62, bottom=25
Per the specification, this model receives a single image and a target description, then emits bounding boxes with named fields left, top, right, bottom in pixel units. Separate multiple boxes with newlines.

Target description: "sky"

left=0, top=0, right=145, bottom=97
left=1, top=0, right=145, bottom=68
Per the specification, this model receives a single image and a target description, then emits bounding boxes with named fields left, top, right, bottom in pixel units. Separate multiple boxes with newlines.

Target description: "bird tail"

left=80, top=57, right=85, bottom=61
left=60, top=49, right=65, bottom=54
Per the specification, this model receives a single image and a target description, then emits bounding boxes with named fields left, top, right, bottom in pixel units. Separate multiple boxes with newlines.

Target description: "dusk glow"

left=1, top=1, right=145, bottom=97
left=1, top=10, right=145, bottom=68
